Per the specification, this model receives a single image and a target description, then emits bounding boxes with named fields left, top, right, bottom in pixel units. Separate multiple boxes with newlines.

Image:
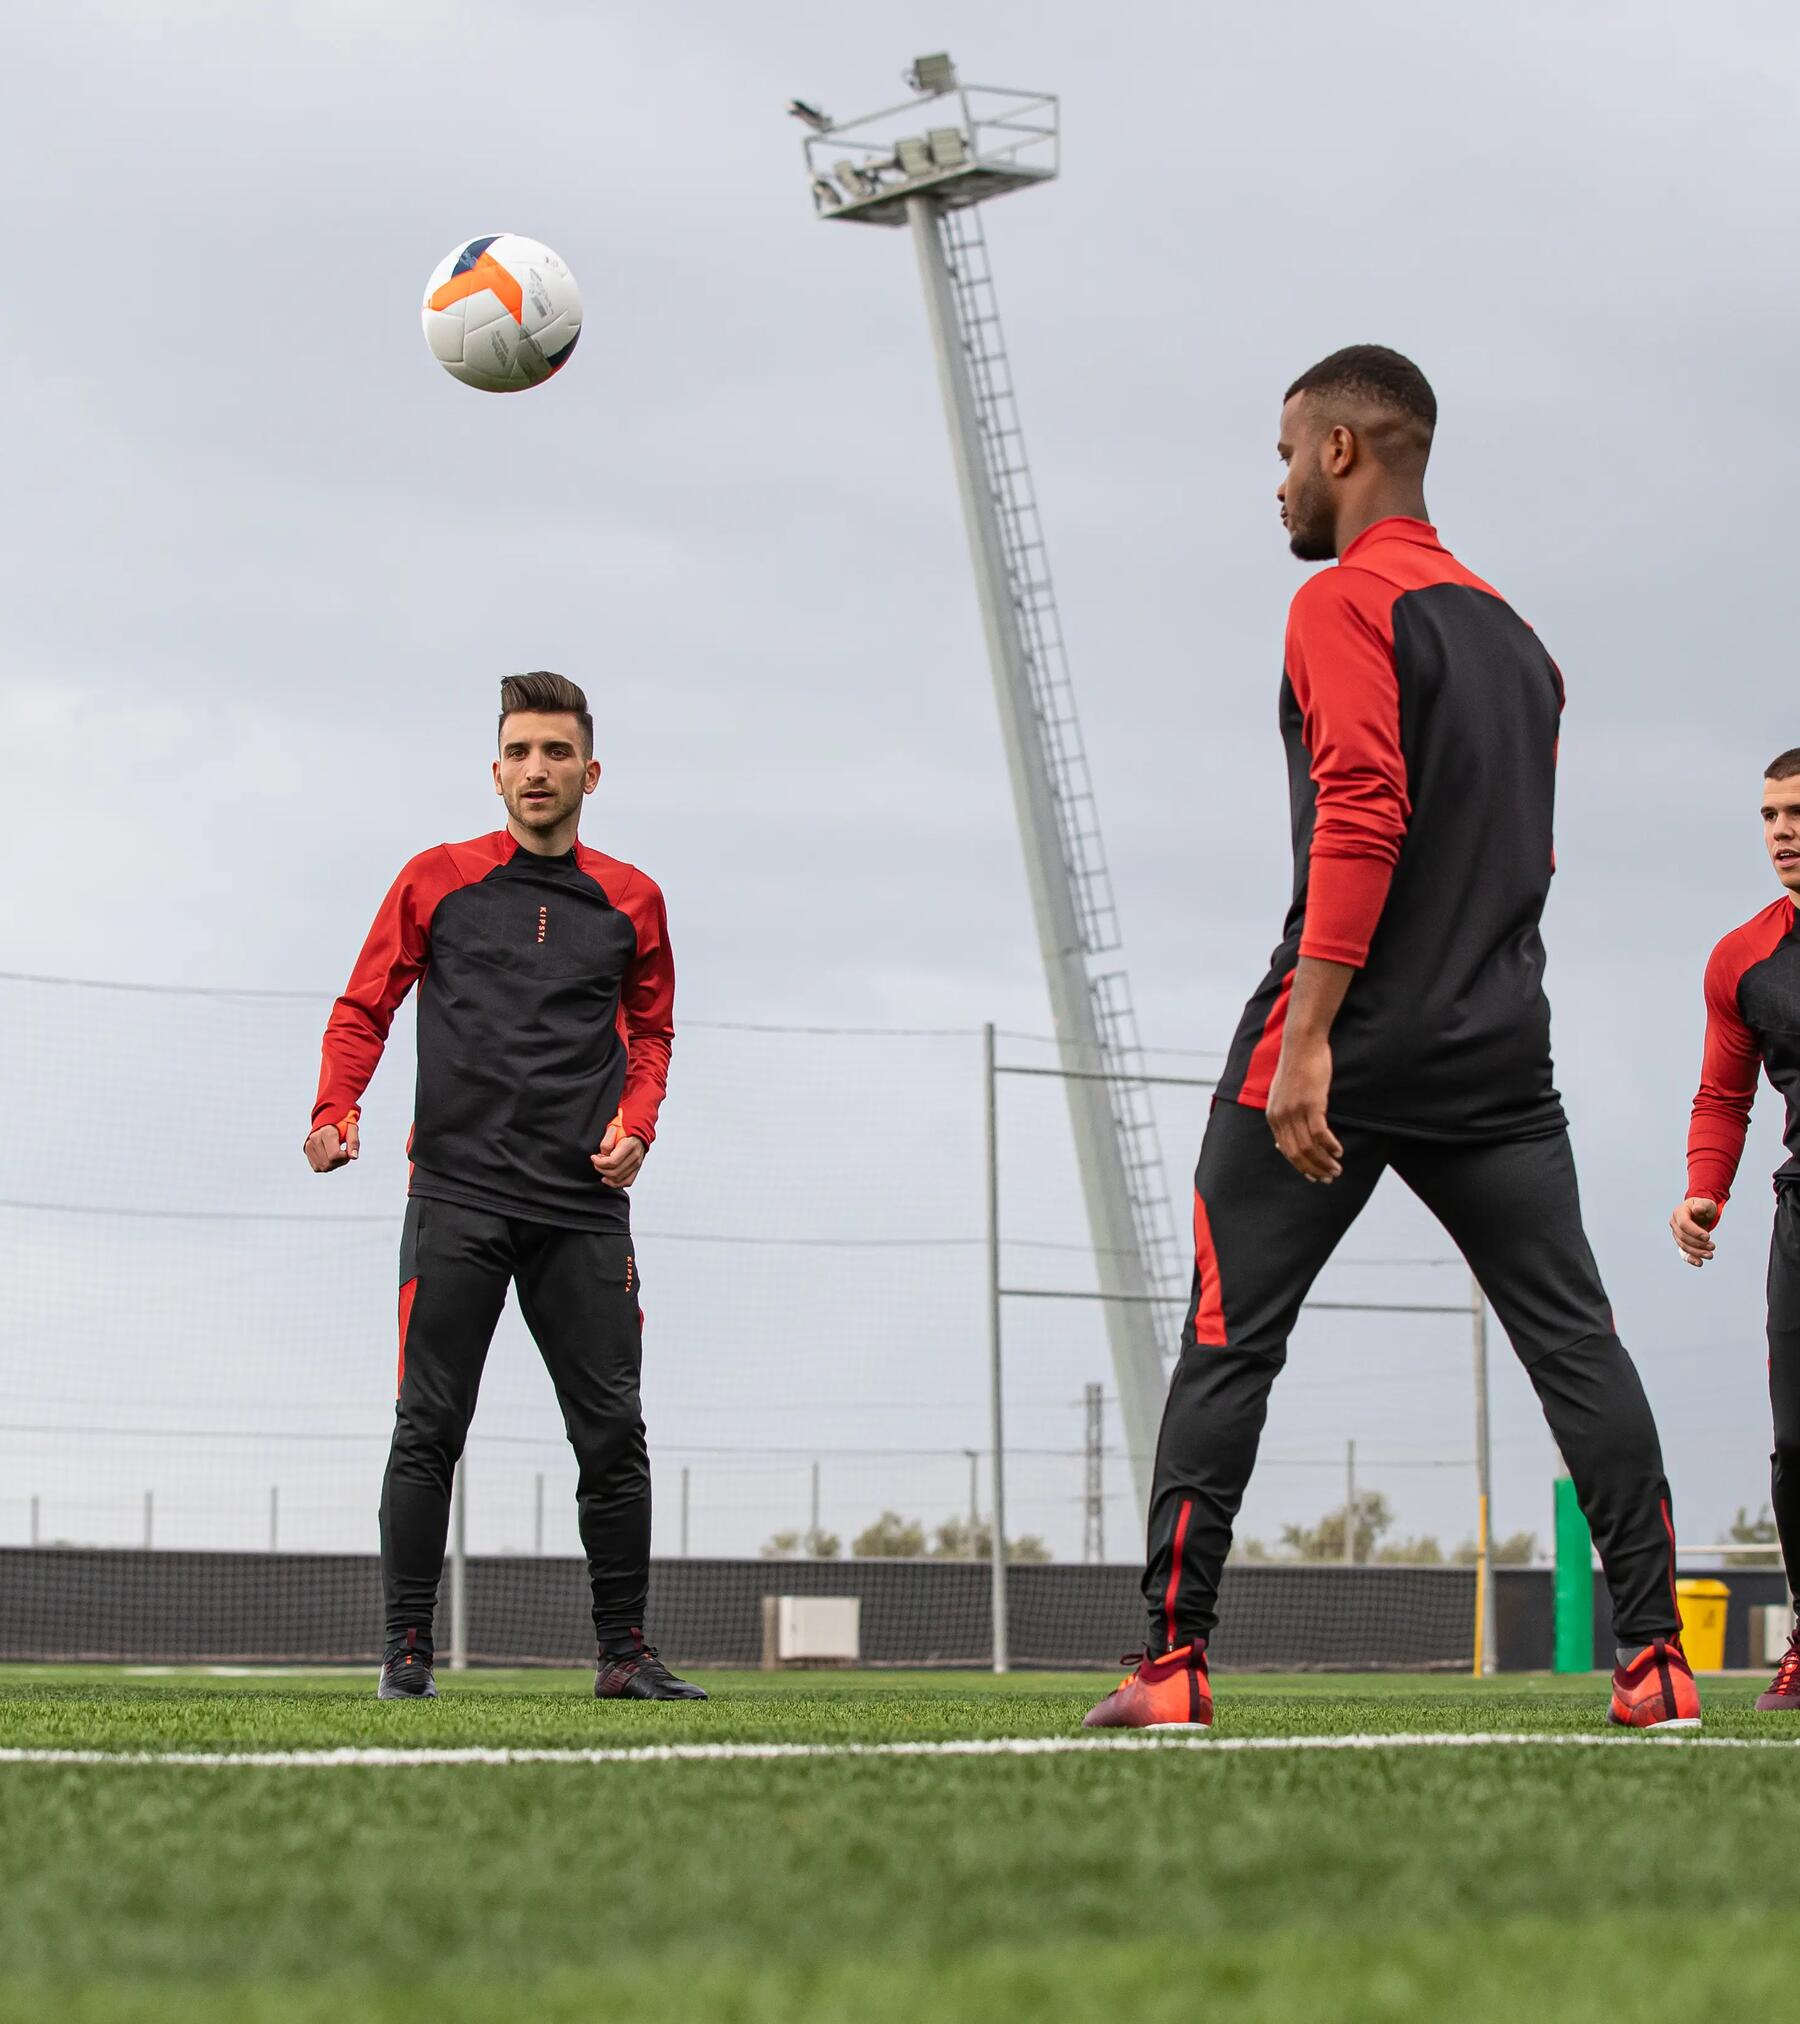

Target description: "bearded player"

left=1086, top=347, right=1697, bottom=1733
left=1670, top=750, right=1800, bottom=1711
left=304, top=671, right=704, bottom=1704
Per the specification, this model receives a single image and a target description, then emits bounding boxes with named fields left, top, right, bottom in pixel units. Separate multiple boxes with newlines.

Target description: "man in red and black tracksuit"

left=305, top=671, right=703, bottom=1703
left=1670, top=749, right=1800, bottom=1711
left=1087, top=347, right=1696, bottom=1733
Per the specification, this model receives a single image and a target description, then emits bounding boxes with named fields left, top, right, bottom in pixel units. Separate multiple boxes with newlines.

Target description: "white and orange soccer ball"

left=420, top=234, right=582, bottom=393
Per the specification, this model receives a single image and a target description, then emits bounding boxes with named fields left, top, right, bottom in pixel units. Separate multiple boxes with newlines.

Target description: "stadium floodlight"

left=894, top=135, right=934, bottom=177
left=795, top=56, right=1184, bottom=1529
left=908, top=52, right=958, bottom=94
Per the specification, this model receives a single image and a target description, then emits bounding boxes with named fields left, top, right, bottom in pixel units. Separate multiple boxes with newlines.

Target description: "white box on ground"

left=770, top=1596, right=861, bottom=1664
left=1752, top=1603, right=1792, bottom=1668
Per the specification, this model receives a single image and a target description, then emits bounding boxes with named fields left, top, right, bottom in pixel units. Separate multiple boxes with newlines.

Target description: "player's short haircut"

left=499, top=671, right=593, bottom=756
left=1766, top=748, right=1800, bottom=782
left=1284, top=345, right=1437, bottom=464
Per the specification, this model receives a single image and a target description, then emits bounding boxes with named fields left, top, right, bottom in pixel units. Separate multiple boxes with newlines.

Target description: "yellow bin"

left=1675, top=1578, right=1730, bottom=1672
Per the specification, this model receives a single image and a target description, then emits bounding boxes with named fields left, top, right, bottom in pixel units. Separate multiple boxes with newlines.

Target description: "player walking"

left=1086, top=347, right=1697, bottom=1733
left=304, top=672, right=704, bottom=1704
left=1670, top=750, right=1800, bottom=1711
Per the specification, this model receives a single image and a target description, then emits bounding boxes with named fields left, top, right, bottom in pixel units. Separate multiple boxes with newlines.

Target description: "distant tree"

left=1452, top=1530, right=1539, bottom=1567
left=1725, top=1503, right=1782, bottom=1566
left=1374, top=1534, right=1445, bottom=1565
left=1280, top=1491, right=1394, bottom=1564
left=852, top=1511, right=927, bottom=1558
left=931, top=1515, right=1053, bottom=1565
left=759, top=1527, right=841, bottom=1560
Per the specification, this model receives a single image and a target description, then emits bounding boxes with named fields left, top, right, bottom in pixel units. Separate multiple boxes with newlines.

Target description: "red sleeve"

left=615, top=870, right=674, bottom=1146
left=1685, top=934, right=1763, bottom=1212
left=309, top=849, right=459, bottom=1140
left=1285, top=569, right=1410, bottom=967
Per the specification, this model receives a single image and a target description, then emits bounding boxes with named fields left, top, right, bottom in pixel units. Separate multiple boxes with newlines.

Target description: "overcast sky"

left=5, top=1, right=1799, bottom=1574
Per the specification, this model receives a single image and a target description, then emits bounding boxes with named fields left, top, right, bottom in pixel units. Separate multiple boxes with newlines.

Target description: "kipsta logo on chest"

left=536, top=905, right=548, bottom=945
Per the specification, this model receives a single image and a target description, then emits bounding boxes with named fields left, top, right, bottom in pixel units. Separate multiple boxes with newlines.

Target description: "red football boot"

left=1755, top=1624, right=1800, bottom=1712
left=1082, top=1644, right=1212, bottom=1730
left=1608, top=1638, right=1702, bottom=1731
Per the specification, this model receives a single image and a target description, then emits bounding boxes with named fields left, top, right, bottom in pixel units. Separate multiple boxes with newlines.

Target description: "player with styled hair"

left=1670, top=748, right=1800, bottom=1709
left=304, top=672, right=703, bottom=1703
left=1086, top=346, right=1698, bottom=1732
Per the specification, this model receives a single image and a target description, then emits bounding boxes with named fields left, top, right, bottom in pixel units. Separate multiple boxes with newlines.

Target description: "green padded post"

left=1553, top=1473, right=1594, bottom=1672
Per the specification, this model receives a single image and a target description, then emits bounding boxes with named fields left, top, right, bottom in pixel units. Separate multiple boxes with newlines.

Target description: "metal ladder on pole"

left=937, top=204, right=1187, bottom=1314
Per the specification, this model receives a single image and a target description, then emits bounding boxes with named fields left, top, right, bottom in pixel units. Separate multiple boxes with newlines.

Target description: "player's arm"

left=592, top=872, right=675, bottom=1190
left=1672, top=936, right=1762, bottom=1265
left=304, top=854, right=440, bottom=1174
left=1266, top=572, right=1409, bottom=1182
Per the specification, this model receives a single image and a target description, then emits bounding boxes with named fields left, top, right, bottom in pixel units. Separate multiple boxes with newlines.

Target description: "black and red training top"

left=1216, top=517, right=1567, bottom=1139
left=311, top=831, right=673, bottom=1231
left=1686, top=895, right=1800, bottom=1215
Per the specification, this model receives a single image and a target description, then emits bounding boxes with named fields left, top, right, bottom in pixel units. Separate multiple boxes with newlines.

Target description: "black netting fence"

left=0, top=1549, right=1485, bottom=1671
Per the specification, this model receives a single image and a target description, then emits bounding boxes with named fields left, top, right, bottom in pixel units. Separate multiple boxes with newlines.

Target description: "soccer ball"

left=420, top=235, right=582, bottom=393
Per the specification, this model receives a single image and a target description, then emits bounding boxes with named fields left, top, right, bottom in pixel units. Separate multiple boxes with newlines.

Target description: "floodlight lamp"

left=926, top=128, right=967, bottom=169
left=907, top=52, right=957, bottom=95
left=894, top=135, right=933, bottom=177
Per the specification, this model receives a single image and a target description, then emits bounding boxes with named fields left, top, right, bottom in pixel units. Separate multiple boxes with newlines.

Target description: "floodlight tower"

left=795, top=54, right=1183, bottom=1520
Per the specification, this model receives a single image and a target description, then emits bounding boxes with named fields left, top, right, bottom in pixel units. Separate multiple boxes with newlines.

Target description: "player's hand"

left=1670, top=1196, right=1719, bottom=1267
left=1266, top=1035, right=1343, bottom=1183
left=303, top=1114, right=359, bottom=1173
left=592, top=1120, right=648, bottom=1189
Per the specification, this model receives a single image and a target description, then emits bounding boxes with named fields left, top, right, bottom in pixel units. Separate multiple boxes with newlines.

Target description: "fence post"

left=269, top=1484, right=279, bottom=1555
left=984, top=1022, right=1010, bottom=1673
left=1552, top=1466, right=1594, bottom=1672
left=1343, top=1442, right=1355, bottom=1566
left=449, top=1458, right=468, bottom=1672
left=533, top=1472, right=544, bottom=1557
left=143, top=1490, right=153, bottom=1551
left=1471, top=1275, right=1495, bottom=1675
left=680, top=1467, right=690, bottom=1558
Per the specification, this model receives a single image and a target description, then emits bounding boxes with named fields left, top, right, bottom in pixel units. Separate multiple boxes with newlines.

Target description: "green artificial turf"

left=1, top=1667, right=1794, bottom=2022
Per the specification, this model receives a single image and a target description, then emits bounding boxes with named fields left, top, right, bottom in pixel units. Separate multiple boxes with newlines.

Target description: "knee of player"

left=393, top=1400, right=474, bottom=1458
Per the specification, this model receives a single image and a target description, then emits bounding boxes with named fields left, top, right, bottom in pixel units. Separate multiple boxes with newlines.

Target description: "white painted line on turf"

left=123, top=1666, right=369, bottom=1678
left=2, top=1730, right=1798, bottom=1770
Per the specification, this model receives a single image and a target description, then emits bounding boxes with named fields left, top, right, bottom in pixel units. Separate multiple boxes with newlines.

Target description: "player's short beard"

left=508, top=781, right=579, bottom=829
left=1285, top=467, right=1336, bottom=562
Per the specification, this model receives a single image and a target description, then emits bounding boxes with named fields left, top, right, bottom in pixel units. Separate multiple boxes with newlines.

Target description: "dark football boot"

left=594, top=1631, right=707, bottom=1702
left=376, top=1628, right=439, bottom=1700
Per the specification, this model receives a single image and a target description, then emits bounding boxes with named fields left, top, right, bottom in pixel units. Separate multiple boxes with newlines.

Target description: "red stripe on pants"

left=1191, top=1193, right=1226, bottom=1346
left=396, top=1276, right=418, bottom=1396
left=1163, top=1497, right=1193, bottom=1651
left=1237, top=970, right=1294, bottom=1107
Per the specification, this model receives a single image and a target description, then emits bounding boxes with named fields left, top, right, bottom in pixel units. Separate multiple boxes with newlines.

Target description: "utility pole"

left=448, top=1458, right=468, bottom=1672
left=1343, top=1442, right=1357, bottom=1567
left=1082, top=1383, right=1106, bottom=1564
left=796, top=54, right=1181, bottom=1526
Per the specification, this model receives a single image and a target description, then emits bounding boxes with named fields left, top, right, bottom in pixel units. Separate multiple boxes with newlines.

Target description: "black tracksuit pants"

left=381, top=1196, right=650, bottom=1650
left=1767, top=1188, right=1800, bottom=1605
left=1143, top=1099, right=1680, bottom=1653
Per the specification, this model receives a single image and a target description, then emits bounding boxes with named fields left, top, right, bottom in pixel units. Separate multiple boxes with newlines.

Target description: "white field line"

left=3, top=1730, right=1800, bottom=1770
